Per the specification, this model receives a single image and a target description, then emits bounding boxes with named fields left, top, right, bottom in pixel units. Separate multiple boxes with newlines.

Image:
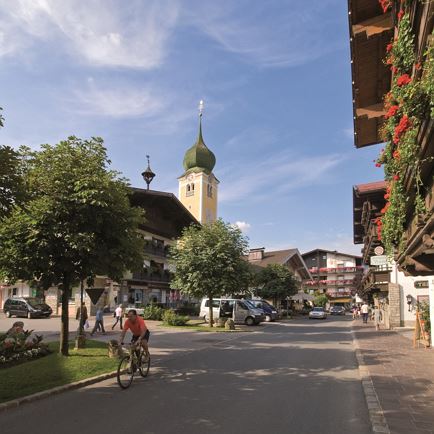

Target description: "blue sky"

left=0, top=0, right=383, bottom=255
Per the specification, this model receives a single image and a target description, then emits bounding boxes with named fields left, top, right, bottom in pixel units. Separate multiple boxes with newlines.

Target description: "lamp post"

left=406, top=294, right=412, bottom=312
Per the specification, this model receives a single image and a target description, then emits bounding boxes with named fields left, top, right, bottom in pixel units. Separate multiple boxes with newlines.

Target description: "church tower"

left=178, top=101, right=219, bottom=224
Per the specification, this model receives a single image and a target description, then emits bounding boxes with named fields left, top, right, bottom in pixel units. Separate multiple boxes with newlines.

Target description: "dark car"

left=249, top=300, right=278, bottom=322
left=3, top=297, right=52, bottom=319
left=330, top=305, right=346, bottom=315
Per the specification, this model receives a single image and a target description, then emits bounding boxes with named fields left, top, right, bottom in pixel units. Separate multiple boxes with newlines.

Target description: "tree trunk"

left=208, top=294, right=214, bottom=328
left=60, top=280, right=70, bottom=356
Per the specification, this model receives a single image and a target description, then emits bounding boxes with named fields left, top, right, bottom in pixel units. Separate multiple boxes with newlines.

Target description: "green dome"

left=183, top=119, right=216, bottom=174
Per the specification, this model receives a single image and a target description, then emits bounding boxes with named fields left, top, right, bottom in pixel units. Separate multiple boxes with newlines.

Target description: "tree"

left=0, top=145, right=27, bottom=219
left=314, top=293, right=328, bottom=308
left=254, top=264, right=298, bottom=308
left=170, top=219, right=250, bottom=327
left=0, top=137, right=145, bottom=355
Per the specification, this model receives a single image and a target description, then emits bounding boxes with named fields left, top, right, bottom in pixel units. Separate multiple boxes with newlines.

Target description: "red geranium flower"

left=397, top=9, right=404, bottom=20
left=385, top=105, right=399, bottom=119
left=375, top=163, right=382, bottom=168
left=386, top=43, right=393, bottom=53
left=391, top=66, right=398, bottom=74
left=415, top=62, right=422, bottom=71
left=393, top=174, right=400, bottom=181
left=393, top=115, right=411, bottom=144
left=393, top=150, right=400, bottom=160
left=397, top=74, right=412, bottom=86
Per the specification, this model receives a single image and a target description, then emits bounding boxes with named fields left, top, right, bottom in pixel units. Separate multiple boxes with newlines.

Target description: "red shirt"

left=123, top=316, right=147, bottom=336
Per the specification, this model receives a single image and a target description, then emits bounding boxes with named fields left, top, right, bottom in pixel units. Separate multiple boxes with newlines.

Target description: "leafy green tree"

left=0, top=145, right=27, bottom=219
left=254, top=264, right=298, bottom=307
left=0, top=107, right=4, bottom=128
left=170, top=219, right=250, bottom=327
left=0, top=137, right=145, bottom=355
left=314, top=293, right=328, bottom=308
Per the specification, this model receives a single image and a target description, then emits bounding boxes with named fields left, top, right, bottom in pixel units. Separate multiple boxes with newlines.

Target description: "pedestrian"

left=76, top=302, right=88, bottom=331
left=112, top=304, right=123, bottom=330
left=91, top=307, right=106, bottom=336
left=374, top=306, right=381, bottom=331
left=352, top=306, right=357, bottom=320
left=361, top=302, right=369, bottom=324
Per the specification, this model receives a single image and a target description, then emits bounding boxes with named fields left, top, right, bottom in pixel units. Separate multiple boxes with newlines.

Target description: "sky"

left=0, top=0, right=384, bottom=256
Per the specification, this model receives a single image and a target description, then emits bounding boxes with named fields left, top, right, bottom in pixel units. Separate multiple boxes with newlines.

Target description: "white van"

left=199, top=298, right=264, bottom=325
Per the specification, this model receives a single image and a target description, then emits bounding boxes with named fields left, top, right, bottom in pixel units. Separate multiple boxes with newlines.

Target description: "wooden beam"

left=353, top=13, right=393, bottom=38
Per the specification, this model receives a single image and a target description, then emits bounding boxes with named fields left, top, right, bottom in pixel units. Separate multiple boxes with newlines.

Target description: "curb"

left=351, top=328, right=390, bottom=434
left=0, top=369, right=118, bottom=413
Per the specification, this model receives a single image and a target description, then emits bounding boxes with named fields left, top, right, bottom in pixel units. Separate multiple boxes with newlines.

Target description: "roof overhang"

left=348, top=0, right=394, bottom=148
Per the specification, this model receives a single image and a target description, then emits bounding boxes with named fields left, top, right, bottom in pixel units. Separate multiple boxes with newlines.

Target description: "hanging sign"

left=414, top=281, right=429, bottom=289
left=370, top=255, right=388, bottom=266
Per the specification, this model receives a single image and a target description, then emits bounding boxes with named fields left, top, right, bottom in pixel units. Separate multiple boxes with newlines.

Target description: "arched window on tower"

left=186, top=183, right=194, bottom=197
left=207, top=184, right=213, bottom=198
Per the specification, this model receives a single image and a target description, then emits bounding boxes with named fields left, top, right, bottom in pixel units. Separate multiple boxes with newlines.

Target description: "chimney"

left=248, top=248, right=265, bottom=261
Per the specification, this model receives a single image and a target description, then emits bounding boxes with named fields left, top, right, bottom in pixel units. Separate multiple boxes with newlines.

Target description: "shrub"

left=162, top=309, right=189, bottom=326
left=142, top=304, right=165, bottom=321
left=174, top=303, right=200, bottom=317
left=0, top=330, right=51, bottom=368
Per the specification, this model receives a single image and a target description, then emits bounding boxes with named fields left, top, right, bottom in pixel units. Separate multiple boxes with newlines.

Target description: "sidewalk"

left=353, top=323, right=434, bottom=434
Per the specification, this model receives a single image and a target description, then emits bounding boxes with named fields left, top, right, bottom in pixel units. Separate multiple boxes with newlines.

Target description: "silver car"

left=309, top=307, right=327, bottom=320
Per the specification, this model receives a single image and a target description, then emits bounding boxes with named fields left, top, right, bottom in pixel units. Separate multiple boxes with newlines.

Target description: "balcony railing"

left=308, top=266, right=364, bottom=274
left=326, top=290, right=353, bottom=298
left=144, top=244, right=170, bottom=257
left=131, top=270, right=171, bottom=282
left=303, top=279, right=357, bottom=286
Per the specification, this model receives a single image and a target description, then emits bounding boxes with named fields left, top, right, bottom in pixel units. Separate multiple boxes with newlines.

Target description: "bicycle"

left=117, top=343, right=151, bottom=389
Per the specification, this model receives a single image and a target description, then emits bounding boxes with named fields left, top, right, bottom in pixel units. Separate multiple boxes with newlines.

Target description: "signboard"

left=85, top=287, right=105, bottom=305
left=414, top=281, right=429, bottom=289
left=374, top=246, right=384, bottom=256
left=370, top=255, right=388, bottom=266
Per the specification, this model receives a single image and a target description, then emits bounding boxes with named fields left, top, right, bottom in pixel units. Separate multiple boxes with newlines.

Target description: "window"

left=205, top=300, right=220, bottom=308
left=207, top=184, right=213, bottom=198
left=186, top=183, right=194, bottom=196
left=12, top=288, right=17, bottom=296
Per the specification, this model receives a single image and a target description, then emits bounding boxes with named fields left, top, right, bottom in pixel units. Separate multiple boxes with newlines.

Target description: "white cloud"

left=185, top=0, right=342, bottom=68
left=234, top=221, right=251, bottom=233
left=72, top=81, right=166, bottom=118
left=219, top=151, right=346, bottom=203
left=0, top=0, right=178, bottom=69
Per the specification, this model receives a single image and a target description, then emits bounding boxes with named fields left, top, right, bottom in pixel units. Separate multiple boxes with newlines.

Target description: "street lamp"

left=406, top=294, right=412, bottom=311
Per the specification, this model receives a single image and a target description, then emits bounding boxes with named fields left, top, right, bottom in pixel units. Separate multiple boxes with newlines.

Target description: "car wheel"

left=27, top=312, right=32, bottom=319
left=265, top=315, right=272, bottom=322
left=5, top=311, right=11, bottom=318
left=245, top=316, right=255, bottom=326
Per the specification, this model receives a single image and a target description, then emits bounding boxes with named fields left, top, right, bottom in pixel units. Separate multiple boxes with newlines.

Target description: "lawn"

left=0, top=340, right=118, bottom=404
left=159, top=320, right=253, bottom=332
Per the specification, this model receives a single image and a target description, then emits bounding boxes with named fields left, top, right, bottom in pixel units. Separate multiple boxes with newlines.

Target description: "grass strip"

left=0, top=340, right=117, bottom=403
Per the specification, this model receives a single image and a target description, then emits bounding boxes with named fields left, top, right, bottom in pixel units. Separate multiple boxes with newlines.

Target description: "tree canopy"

left=0, top=145, right=27, bottom=219
left=253, top=263, right=298, bottom=306
left=170, top=219, right=250, bottom=325
left=0, top=137, right=145, bottom=354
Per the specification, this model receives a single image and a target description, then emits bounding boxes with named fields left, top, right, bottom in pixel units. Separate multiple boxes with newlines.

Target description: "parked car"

left=330, top=305, right=346, bottom=315
left=3, top=297, right=52, bottom=319
left=309, top=307, right=327, bottom=320
left=199, top=298, right=264, bottom=325
left=248, top=299, right=278, bottom=322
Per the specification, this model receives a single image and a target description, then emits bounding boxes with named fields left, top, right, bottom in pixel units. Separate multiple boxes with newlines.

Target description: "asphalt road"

left=0, top=316, right=371, bottom=434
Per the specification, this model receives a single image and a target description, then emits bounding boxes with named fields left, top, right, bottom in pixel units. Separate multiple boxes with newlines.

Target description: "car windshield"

left=312, top=307, right=324, bottom=312
left=25, top=298, right=45, bottom=308
left=262, top=301, right=276, bottom=310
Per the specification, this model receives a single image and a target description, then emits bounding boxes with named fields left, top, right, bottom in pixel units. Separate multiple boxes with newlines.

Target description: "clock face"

left=187, top=174, right=194, bottom=181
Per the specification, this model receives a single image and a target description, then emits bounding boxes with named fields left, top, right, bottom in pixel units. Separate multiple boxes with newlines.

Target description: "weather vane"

left=199, top=100, right=204, bottom=117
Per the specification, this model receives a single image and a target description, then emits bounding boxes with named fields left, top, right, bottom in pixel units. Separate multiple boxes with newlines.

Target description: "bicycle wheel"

left=139, top=353, right=151, bottom=378
left=117, top=355, right=134, bottom=389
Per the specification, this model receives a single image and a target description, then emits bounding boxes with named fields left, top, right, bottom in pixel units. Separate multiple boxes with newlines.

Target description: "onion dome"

left=183, top=116, right=216, bottom=175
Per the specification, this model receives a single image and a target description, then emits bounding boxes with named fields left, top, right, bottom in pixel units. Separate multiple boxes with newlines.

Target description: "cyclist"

left=119, top=309, right=150, bottom=359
